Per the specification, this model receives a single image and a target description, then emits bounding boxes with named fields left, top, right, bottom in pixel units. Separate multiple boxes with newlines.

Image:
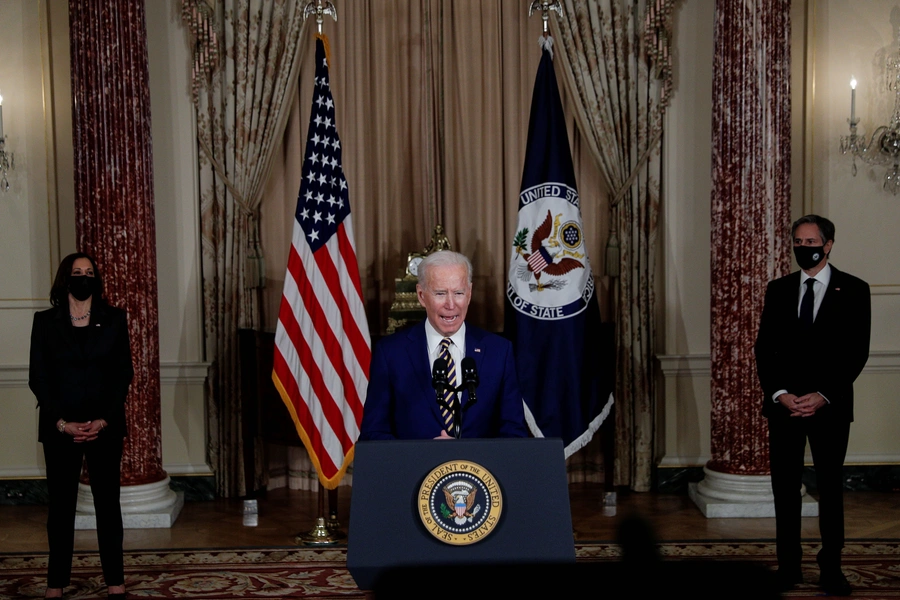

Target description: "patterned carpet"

left=578, top=540, right=900, bottom=598
left=0, top=548, right=360, bottom=599
left=1, top=541, right=898, bottom=598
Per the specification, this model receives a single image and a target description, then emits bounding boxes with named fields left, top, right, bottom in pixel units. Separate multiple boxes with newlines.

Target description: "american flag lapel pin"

left=475, top=348, right=481, bottom=353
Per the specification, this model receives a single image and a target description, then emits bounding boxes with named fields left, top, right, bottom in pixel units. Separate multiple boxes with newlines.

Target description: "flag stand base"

left=296, top=517, right=342, bottom=546
left=326, top=514, right=347, bottom=541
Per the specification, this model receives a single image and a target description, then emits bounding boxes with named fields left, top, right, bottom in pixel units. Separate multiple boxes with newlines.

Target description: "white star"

left=312, top=211, right=322, bottom=223
left=332, top=138, right=341, bottom=150
left=300, top=208, right=309, bottom=220
left=337, top=198, right=344, bottom=209
left=315, top=192, right=325, bottom=204
left=324, top=117, right=333, bottom=129
left=329, top=176, right=337, bottom=187
left=315, top=95, right=325, bottom=108
left=312, top=134, right=322, bottom=146
left=326, top=98, right=334, bottom=110
left=314, top=115, right=324, bottom=128
left=339, top=179, right=348, bottom=191
left=317, top=76, right=326, bottom=87
left=326, top=213, right=336, bottom=225
left=309, top=229, right=319, bottom=242
left=318, top=173, right=328, bottom=186
left=327, top=195, right=336, bottom=206
left=308, top=153, right=319, bottom=165
left=304, top=190, right=313, bottom=202
left=330, top=157, right=339, bottom=169
left=322, top=57, right=328, bottom=68
left=306, top=171, right=317, bottom=184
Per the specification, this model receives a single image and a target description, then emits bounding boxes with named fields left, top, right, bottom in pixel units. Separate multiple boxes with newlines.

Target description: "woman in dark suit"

left=29, top=252, right=134, bottom=599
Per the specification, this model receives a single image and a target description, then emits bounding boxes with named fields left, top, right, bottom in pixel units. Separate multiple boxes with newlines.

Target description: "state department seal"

left=508, top=182, right=594, bottom=321
left=417, top=460, right=503, bottom=546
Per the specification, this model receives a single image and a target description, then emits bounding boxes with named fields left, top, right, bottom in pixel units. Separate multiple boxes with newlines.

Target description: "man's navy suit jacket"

left=359, top=321, right=528, bottom=440
left=755, top=265, right=871, bottom=422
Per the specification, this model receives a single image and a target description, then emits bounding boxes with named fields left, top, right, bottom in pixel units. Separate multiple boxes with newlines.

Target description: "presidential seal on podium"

left=417, top=460, right=503, bottom=546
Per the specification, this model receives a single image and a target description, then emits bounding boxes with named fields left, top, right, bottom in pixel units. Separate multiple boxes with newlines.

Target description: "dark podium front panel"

left=347, top=438, right=574, bottom=590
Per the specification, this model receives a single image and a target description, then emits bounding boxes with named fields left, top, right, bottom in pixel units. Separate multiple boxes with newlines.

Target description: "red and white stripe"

left=527, top=250, right=549, bottom=274
left=272, top=217, right=371, bottom=489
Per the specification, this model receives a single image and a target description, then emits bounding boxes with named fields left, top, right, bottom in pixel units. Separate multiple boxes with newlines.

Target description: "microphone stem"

left=452, top=390, right=460, bottom=438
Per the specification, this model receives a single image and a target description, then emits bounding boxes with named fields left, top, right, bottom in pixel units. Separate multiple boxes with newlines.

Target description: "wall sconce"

left=0, top=91, right=14, bottom=192
left=840, top=68, right=900, bottom=194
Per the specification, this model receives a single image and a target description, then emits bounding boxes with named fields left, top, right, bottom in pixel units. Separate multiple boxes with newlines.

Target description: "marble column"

left=690, top=0, right=814, bottom=518
left=68, top=0, right=181, bottom=528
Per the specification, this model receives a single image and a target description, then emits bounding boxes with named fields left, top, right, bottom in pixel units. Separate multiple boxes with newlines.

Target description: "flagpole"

left=522, top=0, right=617, bottom=519
left=303, top=0, right=337, bottom=36
left=293, top=0, right=345, bottom=548
left=528, top=0, right=563, bottom=36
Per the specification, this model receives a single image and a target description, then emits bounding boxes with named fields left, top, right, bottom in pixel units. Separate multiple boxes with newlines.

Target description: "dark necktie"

left=438, top=338, right=458, bottom=430
left=800, top=278, right=816, bottom=326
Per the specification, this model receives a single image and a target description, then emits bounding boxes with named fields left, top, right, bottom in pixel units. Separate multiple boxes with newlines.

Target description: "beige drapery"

left=552, top=0, right=675, bottom=491
left=261, top=1, right=610, bottom=491
left=183, top=0, right=310, bottom=497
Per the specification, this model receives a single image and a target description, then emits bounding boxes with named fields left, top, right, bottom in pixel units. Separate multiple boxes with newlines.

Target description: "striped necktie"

left=439, top=338, right=458, bottom=431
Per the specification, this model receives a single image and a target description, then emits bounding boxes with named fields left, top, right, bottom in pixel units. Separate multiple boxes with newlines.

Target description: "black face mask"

left=794, top=245, right=826, bottom=271
left=68, top=275, right=96, bottom=301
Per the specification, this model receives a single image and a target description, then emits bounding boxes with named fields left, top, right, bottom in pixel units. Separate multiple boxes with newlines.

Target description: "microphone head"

left=432, top=356, right=449, bottom=389
left=461, top=357, right=479, bottom=386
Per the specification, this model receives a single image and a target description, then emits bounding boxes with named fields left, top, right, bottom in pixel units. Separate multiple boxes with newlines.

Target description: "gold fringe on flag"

left=317, top=33, right=332, bottom=71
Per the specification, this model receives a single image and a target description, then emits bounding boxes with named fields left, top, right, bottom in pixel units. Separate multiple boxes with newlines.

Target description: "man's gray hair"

left=418, top=251, right=473, bottom=287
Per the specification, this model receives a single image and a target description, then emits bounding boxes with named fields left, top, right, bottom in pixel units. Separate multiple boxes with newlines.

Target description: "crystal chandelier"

left=840, top=37, right=900, bottom=195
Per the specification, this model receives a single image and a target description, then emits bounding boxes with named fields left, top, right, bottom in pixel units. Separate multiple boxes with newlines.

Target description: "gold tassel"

left=317, top=33, right=332, bottom=72
left=605, top=232, right=620, bottom=278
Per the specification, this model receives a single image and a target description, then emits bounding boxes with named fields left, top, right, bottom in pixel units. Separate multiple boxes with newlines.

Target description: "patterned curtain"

left=552, top=0, right=675, bottom=491
left=182, top=0, right=310, bottom=497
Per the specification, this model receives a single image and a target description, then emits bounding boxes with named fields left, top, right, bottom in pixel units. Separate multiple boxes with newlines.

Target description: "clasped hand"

left=778, top=392, right=826, bottom=417
left=63, top=420, right=104, bottom=443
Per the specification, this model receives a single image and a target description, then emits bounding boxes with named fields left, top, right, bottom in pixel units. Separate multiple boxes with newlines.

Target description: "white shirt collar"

left=800, top=262, right=831, bottom=288
left=424, top=319, right=466, bottom=355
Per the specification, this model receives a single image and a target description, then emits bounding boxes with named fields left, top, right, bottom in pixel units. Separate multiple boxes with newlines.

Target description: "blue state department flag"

left=505, top=38, right=613, bottom=458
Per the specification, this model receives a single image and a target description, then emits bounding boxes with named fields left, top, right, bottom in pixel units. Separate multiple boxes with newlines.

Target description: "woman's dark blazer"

left=29, top=301, right=134, bottom=444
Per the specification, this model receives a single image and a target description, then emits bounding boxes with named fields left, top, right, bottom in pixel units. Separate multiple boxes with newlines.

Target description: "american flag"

left=272, top=37, right=371, bottom=489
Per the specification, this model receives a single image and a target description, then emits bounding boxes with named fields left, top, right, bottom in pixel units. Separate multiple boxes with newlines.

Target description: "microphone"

left=432, top=356, right=452, bottom=413
left=432, top=356, right=449, bottom=392
left=461, top=357, right=479, bottom=408
left=432, top=356, right=458, bottom=437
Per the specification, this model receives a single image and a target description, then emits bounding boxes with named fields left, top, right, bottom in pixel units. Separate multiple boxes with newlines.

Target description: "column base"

left=75, top=476, right=184, bottom=529
left=689, top=466, right=819, bottom=518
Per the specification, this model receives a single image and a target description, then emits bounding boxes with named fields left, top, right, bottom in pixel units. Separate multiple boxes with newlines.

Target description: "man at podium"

left=360, top=251, right=527, bottom=440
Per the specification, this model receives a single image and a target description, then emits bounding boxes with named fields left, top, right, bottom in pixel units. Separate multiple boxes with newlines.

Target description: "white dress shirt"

left=798, top=262, right=831, bottom=321
left=424, top=319, right=466, bottom=373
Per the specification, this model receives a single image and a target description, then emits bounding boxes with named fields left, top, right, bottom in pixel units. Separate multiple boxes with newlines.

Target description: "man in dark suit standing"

left=755, top=215, right=871, bottom=595
left=360, top=251, right=527, bottom=440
